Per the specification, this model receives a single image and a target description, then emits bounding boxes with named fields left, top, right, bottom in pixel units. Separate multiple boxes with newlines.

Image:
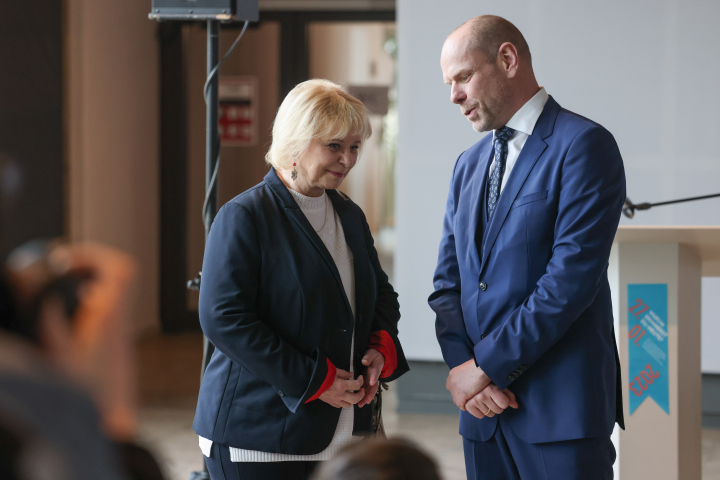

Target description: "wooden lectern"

left=609, top=226, right=720, bottom=480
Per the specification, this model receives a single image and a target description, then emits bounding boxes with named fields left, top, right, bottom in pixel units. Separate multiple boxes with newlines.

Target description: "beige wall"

left=66, top=0, right=160, bottom=335
left=185, top=22, right=280, bottom=310
left=308, top=22, right=395, bottom=233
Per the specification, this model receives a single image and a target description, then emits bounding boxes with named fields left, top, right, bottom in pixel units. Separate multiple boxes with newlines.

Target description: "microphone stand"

left=622, top=193, right=720, bottom=219
left=187, top=19, right=220, bottom=480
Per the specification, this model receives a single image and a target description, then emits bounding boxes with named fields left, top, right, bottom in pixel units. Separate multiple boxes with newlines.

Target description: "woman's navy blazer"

left=192, top=168, right=409, bottom=455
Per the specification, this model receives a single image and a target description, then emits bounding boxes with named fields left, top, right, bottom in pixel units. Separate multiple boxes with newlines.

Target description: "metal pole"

left=624, top=192, right=720, bottom=218
left=190, top=19, right=220, bottom=480
left=202, top=20, right=219, bottom=377
left=645, top=192, right=720, bottom=208
left=205, top=20, right=220, bottom=239
left=201, top=19, right=219, bottom=385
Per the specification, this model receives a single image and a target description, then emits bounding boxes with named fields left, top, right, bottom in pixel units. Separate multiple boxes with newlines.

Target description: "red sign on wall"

left=218, top=77, right=257, bottom=146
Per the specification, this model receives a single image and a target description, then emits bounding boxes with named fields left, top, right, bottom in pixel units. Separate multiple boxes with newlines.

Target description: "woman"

left=193, top=79, right=409, bottom=480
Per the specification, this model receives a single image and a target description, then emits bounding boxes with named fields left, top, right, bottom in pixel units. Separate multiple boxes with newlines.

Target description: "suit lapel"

left=480, top=135, right=546, bottom=270
left=265, top=169, right=354, bottom=319
left=469, top=143, right=493, bottom=273
left=479, top=96, right=561, bottom=271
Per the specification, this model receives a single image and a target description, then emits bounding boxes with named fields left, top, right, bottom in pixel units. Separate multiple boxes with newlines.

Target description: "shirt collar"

left=497, top=87, right=549, bottom=138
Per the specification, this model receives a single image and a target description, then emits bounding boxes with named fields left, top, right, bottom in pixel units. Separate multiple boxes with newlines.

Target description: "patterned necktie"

left=487, top=126, right=515, bottom=219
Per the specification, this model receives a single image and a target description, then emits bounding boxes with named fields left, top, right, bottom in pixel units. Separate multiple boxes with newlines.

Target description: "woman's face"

left=292, top=133, right=362, bottom=197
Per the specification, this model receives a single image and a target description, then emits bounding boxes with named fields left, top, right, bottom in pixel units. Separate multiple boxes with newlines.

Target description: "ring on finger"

left=486, top=407, right=492, bottom=416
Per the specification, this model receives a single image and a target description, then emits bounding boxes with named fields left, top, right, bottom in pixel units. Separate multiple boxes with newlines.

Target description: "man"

left=429, top=15, right=625, bottom=479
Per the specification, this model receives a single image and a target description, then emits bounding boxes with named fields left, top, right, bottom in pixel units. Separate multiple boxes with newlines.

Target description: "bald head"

left=454, top=15, right=532, bottom=66
left=441, top=15, right=540, bottom=132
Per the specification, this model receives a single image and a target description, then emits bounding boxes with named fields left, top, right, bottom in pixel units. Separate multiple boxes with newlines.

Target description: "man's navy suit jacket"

left=430, top=96, right=626, bottom=444
left=193, top=168, right=408, bottom=455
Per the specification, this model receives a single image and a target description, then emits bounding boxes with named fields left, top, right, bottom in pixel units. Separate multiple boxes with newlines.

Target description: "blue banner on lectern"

left=627, top=284, right=669, bottom=415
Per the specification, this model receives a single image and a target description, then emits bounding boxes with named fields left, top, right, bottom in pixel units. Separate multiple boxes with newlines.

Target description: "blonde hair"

left=265, top=79, right=372, bottom=170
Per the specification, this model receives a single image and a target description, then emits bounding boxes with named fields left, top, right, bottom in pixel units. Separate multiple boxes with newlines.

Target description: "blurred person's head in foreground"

left=311, top=437, right=442, bottom=480
left=0, top=241, right=138, bottom=441
left=2, top=240, right=93, bottom=348
left=0, top=241, right=168, bottom=480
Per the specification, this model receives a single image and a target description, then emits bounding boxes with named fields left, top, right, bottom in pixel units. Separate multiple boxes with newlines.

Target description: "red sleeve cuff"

left=305, top=358, right=336, bottom=403
left=368, top=330, right=398, bottom=379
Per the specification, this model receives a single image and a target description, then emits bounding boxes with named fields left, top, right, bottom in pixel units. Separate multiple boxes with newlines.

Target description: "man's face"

left=441, top=34, right=511, bottom=132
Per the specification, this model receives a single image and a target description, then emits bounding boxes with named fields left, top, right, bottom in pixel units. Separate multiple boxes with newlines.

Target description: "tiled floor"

left=134, top=333, right=720, bottom=479
left=704, top=428, right=720, bottom=480
left=135, top=403, right=468, bottom=480
left=136, top=399, right=720, bottom=480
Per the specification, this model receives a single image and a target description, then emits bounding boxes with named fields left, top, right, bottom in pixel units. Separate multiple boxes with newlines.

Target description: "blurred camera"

left=5, top=240, right=94, bottom=323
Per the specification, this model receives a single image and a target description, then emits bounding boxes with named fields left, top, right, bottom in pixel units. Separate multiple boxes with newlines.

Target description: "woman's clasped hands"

left=319, top=370, right=365, bottom=408
left=319, top=348, right=385, bottom=409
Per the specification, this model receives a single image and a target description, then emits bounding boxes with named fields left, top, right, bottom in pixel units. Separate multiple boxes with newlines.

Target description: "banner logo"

left=627, top=284, right=669, bottom=415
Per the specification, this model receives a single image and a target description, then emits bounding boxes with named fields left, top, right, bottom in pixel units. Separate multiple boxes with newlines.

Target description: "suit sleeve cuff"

left=439, top=341, right=475, bottom=370
left=304, top=358, right=336, bottom=403
left=368, top=330, right=398, bottom=379
left=474, top=341, right=512, bottom=390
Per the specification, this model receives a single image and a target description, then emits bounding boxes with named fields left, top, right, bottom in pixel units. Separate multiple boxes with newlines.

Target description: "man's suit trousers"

left=463, top=418, right=615, bottom=480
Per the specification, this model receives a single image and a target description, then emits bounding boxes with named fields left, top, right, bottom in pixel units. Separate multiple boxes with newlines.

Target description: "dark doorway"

left=0, top=3, right=64, bottom=258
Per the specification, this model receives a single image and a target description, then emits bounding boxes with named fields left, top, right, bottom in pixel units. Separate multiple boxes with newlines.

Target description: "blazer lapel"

left=265, top=169, right=354, bottom=318
left=479, top=96, right=561, bottom=271
left=468, top=143, right=493, bottom=273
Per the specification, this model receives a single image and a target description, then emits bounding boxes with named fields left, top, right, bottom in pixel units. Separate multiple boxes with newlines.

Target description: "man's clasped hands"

left=446, top=359, right=518, bottom=419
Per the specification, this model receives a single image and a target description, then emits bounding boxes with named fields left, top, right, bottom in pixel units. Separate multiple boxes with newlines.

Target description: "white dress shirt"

left=490, top=87, right=549, bottom=194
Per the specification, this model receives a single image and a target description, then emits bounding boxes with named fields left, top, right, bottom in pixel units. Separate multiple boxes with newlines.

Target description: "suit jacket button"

left=507, top=375, right=514, bottom=381
left=478, top=281, right=487, bottom=291
left=480, top=333, right=487, bottom=340
left=278, top=390, right=285, bottom=397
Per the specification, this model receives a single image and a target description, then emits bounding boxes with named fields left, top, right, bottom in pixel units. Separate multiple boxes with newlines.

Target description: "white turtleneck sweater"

left=199, top=189, right=357, bottom=462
